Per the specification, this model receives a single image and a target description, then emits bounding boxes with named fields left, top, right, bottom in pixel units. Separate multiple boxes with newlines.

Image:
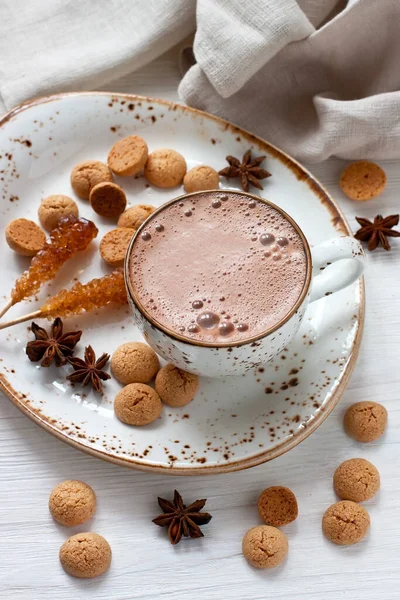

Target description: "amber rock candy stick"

left=0, top=269, right=127, bottom=330
left=40, top=268, right=127, bottom=318
left=9, top=215, right=98, bottom=307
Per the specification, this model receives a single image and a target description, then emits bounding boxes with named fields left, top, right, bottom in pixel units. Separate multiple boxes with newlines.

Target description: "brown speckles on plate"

left=0, top=91, right=364, bottom=474
left=12, top=138, right=32, bottom=148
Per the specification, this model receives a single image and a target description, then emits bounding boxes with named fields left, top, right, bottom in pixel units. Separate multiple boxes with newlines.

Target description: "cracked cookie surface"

left=344, top=401, right=387, bottom=442
left=333, top=458, right=380, bottom=502
left=111, top=341, right=160, bottom=384
left=322, top=500, right=370, bottom=545
left=59, top=532, right=111, bottom=578
left=155, top=364, right=199, bottom=407
left=242, top=525, right=288, bottom=568
left=114, top=383, right=162, bottom=425
left=49, top=480, right=96, bottom=526
left=70, top=160, right=113, bottom=199
left=38, top=195, right=79, bottom=231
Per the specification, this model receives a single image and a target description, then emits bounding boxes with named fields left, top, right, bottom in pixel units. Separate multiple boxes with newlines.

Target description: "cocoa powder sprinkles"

left=12, top=138, right=32, bottom=148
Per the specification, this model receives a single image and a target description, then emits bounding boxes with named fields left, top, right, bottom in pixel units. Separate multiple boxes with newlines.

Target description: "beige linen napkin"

left=1, top=0, right=400, bottom=162
left=0, top=0, right=195, bottom=113
left=180, top=0, right=400, bottom=162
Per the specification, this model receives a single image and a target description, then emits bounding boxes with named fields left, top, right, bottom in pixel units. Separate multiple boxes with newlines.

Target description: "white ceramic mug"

left=125, top=192, right=365, bottom=377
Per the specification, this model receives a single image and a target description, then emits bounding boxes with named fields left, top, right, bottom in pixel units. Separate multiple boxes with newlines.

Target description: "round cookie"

left=111, top=342, right=160, bottom=384
left=144, top=149, right=187, bottom=188
left=71, top=160, right=114, bottom=200
left=340, top=161, right=386, bottom=201
left=117, top=204, right=155, bottom=229
left=59, top=532, right=111, bottom=578
left=242, top=525, right=288, bottom=569
left=49, top=480, right=96, bottom=526
left=89, top=182, right=127, bottom=218
left=108, top=135, right=148, bottom=177
left=5, top=218, right=46, bottom=256
left=344, top=401, right=388, bottom=442
left=183, top=165, right=220, bottom=193
left=258, top=486, right=298, bottom=526
left=99, top=227, right=134, bottom=266
left=322, top=501, right=370, bottom=545
left=333, top=458, right=380, bottom=502
left=114, top=383, right=162, bottom=426
left=155, top=364, right=199, bottom=407
left=38, top=195, right=79, bottom=231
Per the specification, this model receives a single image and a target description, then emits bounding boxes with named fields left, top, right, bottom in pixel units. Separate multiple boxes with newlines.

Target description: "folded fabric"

left=0, top=0, right=195, bottom=114
left=1, top=0, right=400, bottom=162
left=180, top=0, right=400, bottom=162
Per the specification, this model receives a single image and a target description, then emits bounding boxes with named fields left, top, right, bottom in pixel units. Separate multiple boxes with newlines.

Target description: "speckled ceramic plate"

left=0, top=93, right=364, bottom=474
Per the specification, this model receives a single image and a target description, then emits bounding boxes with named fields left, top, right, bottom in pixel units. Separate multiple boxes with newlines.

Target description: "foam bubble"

left=276, top=236, right=288, bottom=247
left=219, top=321, right=234, bottom=336
left=192, top=300, right=204, bottom=309
left=197, top=311, right=220, bottom=329
left=260, top=233, right=275, bottom=246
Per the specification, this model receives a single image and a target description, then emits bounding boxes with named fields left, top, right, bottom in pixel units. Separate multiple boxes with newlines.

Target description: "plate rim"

left=0, top=91, right=365, bottom=475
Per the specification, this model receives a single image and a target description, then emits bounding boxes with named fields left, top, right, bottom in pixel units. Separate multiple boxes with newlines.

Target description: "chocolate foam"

left=129, top=192, right=307, bottom=343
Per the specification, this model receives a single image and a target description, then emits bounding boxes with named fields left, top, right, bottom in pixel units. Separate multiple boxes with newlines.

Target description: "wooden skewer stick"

left=0, top=309, right=42, bottom=330
left=0, top=298, right=14, bottom=319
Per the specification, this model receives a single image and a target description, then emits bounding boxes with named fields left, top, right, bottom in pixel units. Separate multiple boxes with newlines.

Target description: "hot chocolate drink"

left=128, top=192, right=308, bottom=344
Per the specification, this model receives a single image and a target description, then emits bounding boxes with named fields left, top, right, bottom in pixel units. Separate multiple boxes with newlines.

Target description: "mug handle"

left=310, top=237, right=365, bottom=303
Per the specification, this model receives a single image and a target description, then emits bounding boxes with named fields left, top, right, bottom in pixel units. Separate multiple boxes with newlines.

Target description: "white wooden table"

left=1, top=47, right=399, bottom=600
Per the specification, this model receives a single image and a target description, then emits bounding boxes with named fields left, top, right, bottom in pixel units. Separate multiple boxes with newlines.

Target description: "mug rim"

left=125, top=190, right=312, bottom=349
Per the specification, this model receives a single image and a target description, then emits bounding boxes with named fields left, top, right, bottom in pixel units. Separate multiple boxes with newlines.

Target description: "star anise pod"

left=67, top=345, right=110, bottom=393
left=354, top=214, right=400, bottom=251
left=218, top=149, right=271, bottom=192
left=26, top=317, right=82, bottom=367
left=152, top=489, right=212, bottom=545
